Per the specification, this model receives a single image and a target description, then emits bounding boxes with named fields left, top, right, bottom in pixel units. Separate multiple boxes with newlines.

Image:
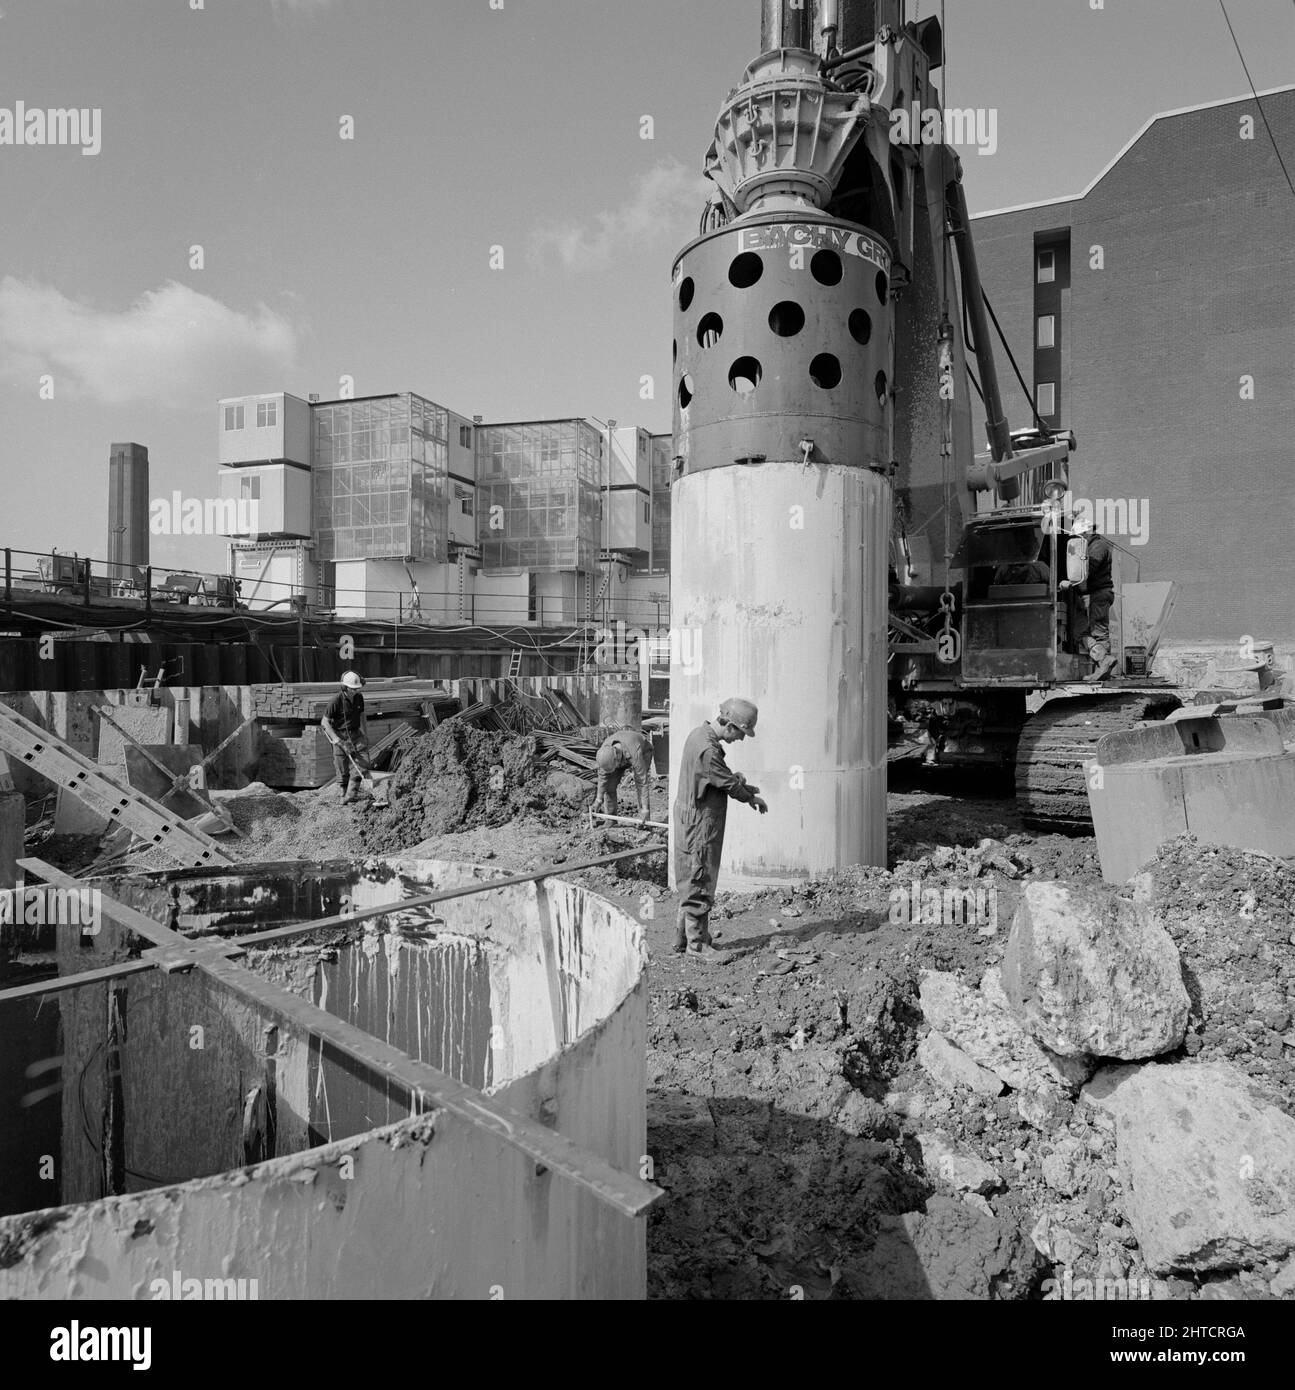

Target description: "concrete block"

left=49, top=690, right=100, bottom=758
left=95, top=703, right=171, bottom=763
left=1089, top=715, right=1295, bottom=882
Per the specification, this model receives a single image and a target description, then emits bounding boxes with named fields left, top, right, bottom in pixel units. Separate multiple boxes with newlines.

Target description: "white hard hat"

left=718, top=697, right=759, bottom=738
left=1071, top=516, right=1094, bottom=535
left=340, top=671, right=363, bottom=689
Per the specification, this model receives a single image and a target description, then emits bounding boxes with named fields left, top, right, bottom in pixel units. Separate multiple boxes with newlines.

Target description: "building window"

left=1036, top=382, right=1056, bottom=416
left=256, top=400, right=278, bottom=428
left=223, top=405, right=245, bottom=431
left=643, top=502, right=650, bottom=523
left=459, top=424, right=472, bottom=448
left=1037, top=249, right=1055, bottom=284
left=239, top=475, right=261, bottom=500
left=1037, top=314, right=1055, bottom=349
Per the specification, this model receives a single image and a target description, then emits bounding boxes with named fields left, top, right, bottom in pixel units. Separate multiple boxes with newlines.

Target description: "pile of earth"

left=358, top=722, right=578, bottom=854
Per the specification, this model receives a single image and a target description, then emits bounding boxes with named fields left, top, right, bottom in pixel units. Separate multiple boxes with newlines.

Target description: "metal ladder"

left=507, top=648, right=523, bottom=679
left=0, top=704, right=234, bottom=869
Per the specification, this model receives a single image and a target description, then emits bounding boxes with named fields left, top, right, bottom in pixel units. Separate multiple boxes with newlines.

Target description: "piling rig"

left=669, top=0, right=1181, bottom=885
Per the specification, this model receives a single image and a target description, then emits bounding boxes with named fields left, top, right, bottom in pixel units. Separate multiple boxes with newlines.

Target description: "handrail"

left=0, top=544, right=672, bottom=629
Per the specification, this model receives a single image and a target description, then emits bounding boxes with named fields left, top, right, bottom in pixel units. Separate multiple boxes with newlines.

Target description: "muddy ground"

left=216, top=761, right=1111, bottom=1299
left=26, top=749, right=1293, bottom=1300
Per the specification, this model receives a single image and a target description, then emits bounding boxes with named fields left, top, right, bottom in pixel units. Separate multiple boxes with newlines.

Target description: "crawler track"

left=1015, top=689, right=1183, bottom=829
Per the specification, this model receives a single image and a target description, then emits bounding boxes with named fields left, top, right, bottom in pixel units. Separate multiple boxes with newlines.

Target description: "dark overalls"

left=595, top=728, right=654, bottom=816
left=325, top=689, right=365, bottom=795
left=672, top=722, right=756, bottom=949
left=1077, top=535, right=1114, bottom=663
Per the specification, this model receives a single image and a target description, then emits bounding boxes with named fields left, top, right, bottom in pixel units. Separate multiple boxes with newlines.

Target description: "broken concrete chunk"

left=1269, top=1254, right=1295, bottom=1298
left=963, top=1192, right=995, bottom=1218
left=919, top=969, right=1090, bottom=1107
left=1089, top=1060, right=1295, bottom=1274
left=918, top=1131, right=1002, bottom=1195
left=1016, top=1090, right=1069, bottom=1130
left=917, top=1030, right=1005, bottom=1098
left=1040, top=1135, right=1090, bottom=1195
left=1001, top=881, right=1189, bottom=1060
left=855, top=1197, right=1044, bottom=1299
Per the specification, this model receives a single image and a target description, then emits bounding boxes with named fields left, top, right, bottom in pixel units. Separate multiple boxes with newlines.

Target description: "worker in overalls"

left=672, top=697, right=768, bottom=964
left=321, top=671, right=369, bottom=803
left=594, top=727, right=655, bottom=824
left=1060, top=517, right=1117, bottom=682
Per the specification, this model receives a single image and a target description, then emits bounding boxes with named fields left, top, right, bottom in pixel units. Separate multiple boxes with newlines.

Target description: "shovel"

left=340, top=742, right=394, bottom=808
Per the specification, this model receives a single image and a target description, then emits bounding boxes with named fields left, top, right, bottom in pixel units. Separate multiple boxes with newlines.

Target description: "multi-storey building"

left=217, top=392, right=664, bottom=626
left=971, top=86, right=1295, bottom=649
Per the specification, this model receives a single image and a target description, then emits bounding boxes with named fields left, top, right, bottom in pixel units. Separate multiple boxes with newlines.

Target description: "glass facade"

left=475, top=420, right=602, bottom=572
left=311, top=393, right=449, bottom=562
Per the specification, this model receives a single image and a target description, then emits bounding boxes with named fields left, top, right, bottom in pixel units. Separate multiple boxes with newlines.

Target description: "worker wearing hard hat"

left=672, top=697, right=768, bottom=964
left=1059, top=517, right=1117, bottom=682
left=594, top=727, right=655, bottom=825
left=321, top=671, right=369, bottom=803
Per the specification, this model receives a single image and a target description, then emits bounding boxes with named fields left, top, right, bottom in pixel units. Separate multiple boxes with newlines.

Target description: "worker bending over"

left=321, top=671, right=370, bottom=804
left=594, top=726, right=655, bottom=825
left=673, top=697, right=768, bottom=964
left=1060, top=517, right=1117, bottom=682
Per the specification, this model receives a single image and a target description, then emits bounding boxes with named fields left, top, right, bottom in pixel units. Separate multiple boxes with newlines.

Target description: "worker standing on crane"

left=672, top=697, right=768, bottom=964
left=1060, top=517, right=1117, bottom=682
left=593, top=727, right=655, bottom=825
left=321, top=671, right=369, bottom=804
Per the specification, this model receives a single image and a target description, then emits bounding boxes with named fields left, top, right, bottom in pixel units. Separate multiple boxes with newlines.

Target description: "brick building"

left=971, top=86, right=1295, bottom=649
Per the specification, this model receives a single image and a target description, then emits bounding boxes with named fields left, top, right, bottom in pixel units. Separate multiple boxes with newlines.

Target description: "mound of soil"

left=358, top=723, right=556, bottom=853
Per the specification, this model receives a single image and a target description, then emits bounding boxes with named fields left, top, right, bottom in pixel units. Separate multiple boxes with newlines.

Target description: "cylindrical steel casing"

left=669, top=463, right=890, bottom=885
left=669, top=213, right=893, bottom=887
left=672, top=213, right=893, bottom=472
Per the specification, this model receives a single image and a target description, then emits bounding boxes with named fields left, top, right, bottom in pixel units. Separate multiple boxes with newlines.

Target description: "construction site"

left=1, top=0, right=1294, bottom=1315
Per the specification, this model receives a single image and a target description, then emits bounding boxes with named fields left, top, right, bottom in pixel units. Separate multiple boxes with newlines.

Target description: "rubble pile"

left=1133, top=836, right=1295, bottom=1099
left=901, top=855, right=1295, bottom=1298
left=647, top=831, right=1295, bottom=1301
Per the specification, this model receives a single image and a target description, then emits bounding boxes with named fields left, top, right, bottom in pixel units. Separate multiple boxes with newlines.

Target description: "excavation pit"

left=0, top=857, right=653, bottom=1299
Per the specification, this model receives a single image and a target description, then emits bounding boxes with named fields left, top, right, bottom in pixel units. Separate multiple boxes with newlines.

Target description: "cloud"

left=532, top=158, right=711, bottom=272
left=0, top=278, right=298, bottom=408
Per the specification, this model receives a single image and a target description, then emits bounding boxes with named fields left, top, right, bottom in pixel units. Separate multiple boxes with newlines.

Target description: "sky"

left=0, top=0, right=1291, bottom=572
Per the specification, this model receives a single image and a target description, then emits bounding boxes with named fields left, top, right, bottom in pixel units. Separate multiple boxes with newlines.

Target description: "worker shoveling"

left=320, top=670, right=393, bottom=808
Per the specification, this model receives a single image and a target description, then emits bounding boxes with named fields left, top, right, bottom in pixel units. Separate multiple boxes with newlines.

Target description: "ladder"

left=0, top=704, right=234, bottom=869
left=507, top=648, right=523, bottom=679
